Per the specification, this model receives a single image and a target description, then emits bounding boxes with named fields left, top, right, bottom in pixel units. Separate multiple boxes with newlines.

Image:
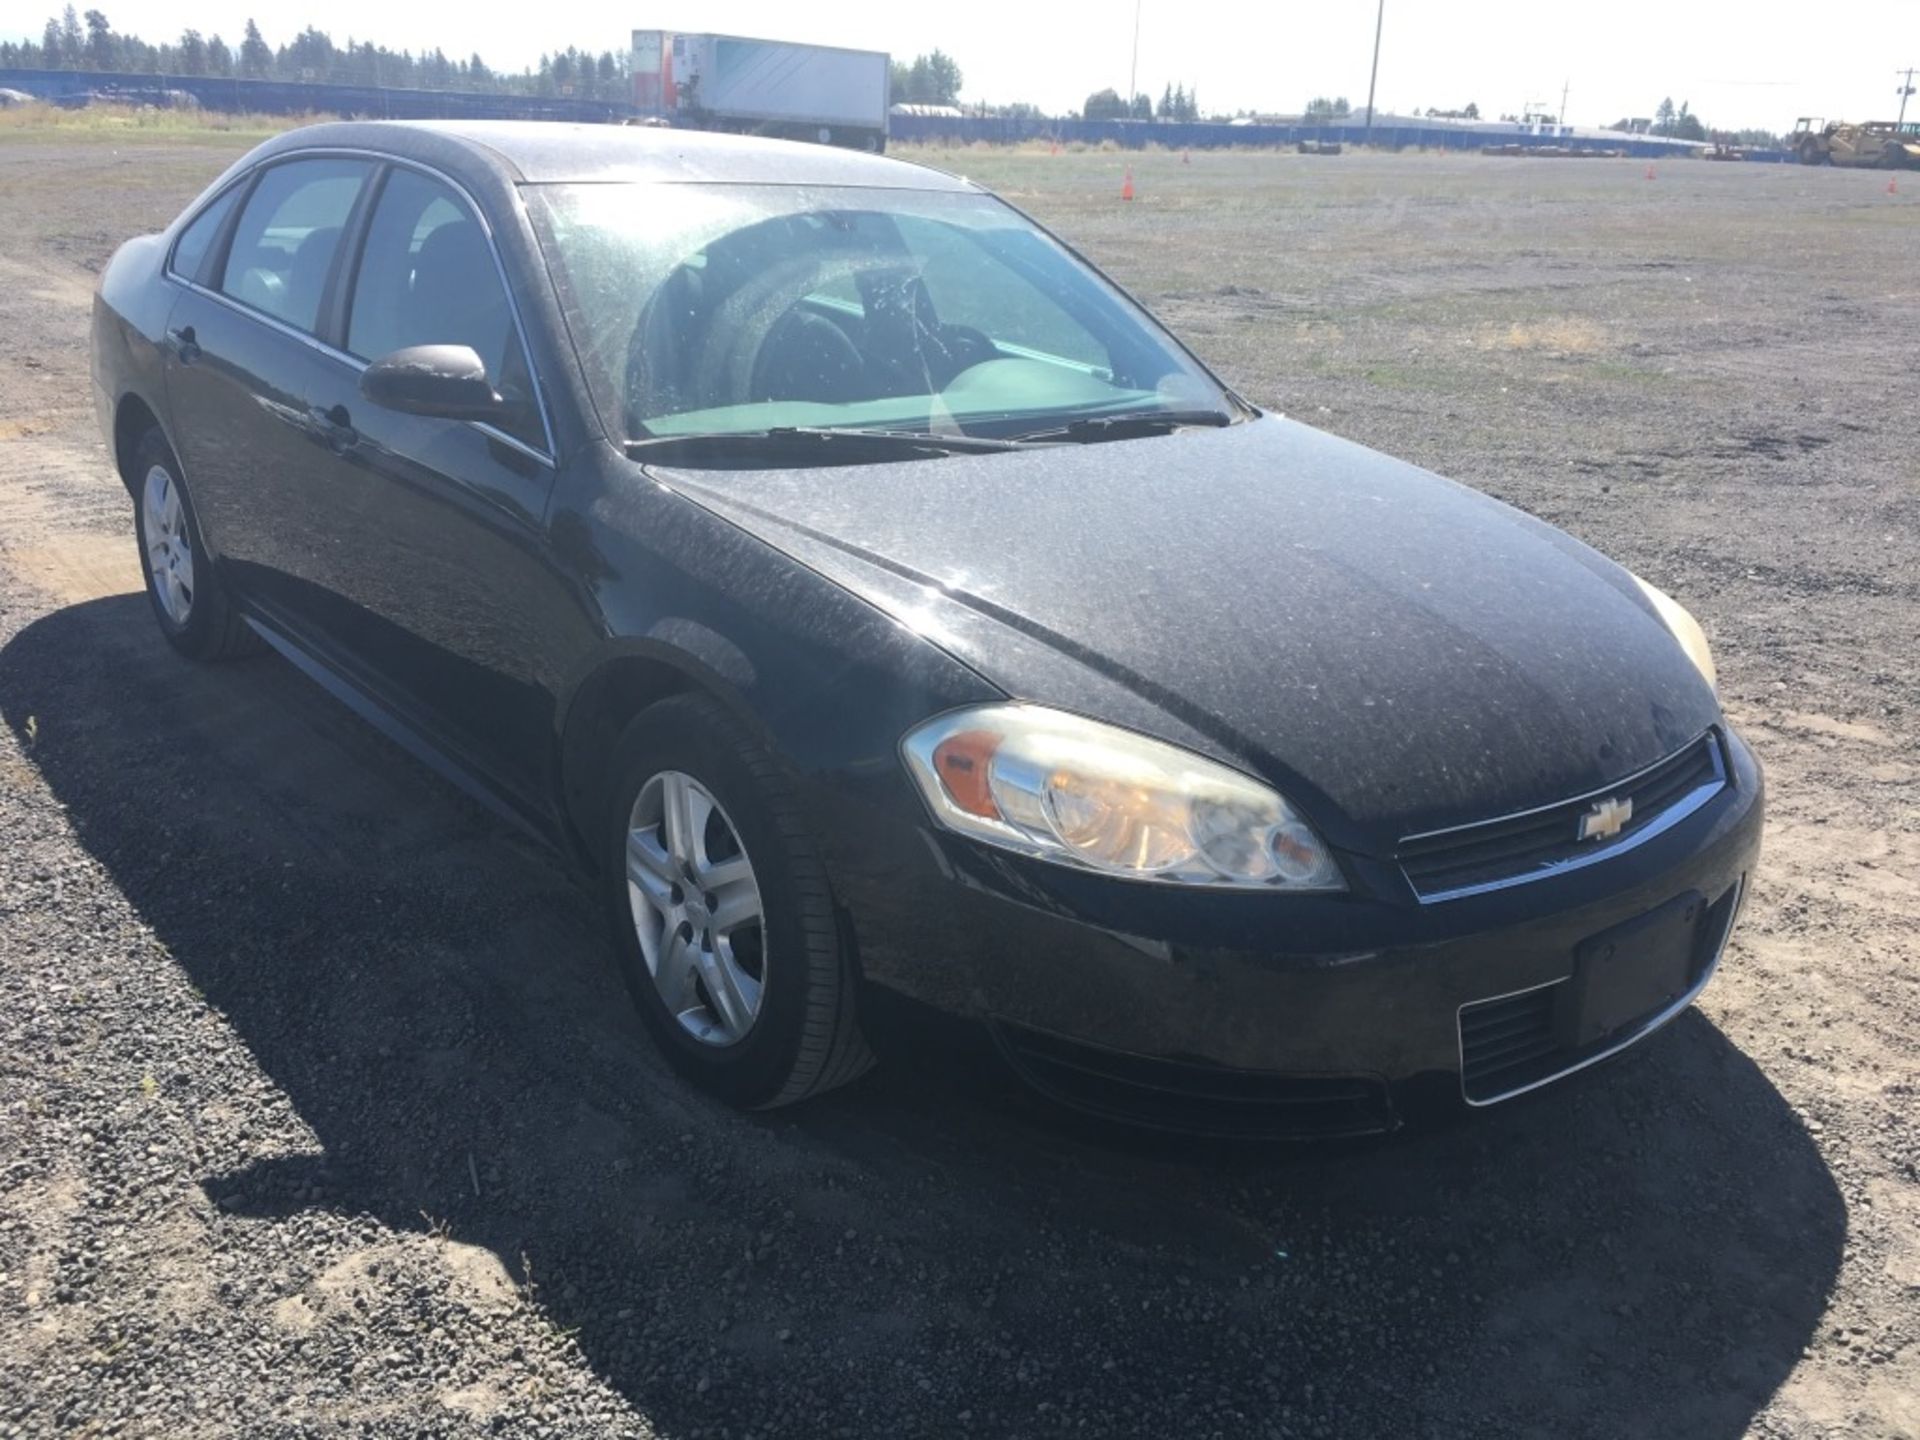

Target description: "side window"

left=170, top=184, right=242, bottom=285
left=347, top=167, right=543, bottom=450
left=894, top=215, right=1109, bottom=370
left=218, top=158, right=371, bottom=334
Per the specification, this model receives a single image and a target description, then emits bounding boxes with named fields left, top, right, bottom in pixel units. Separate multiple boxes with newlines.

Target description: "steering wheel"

left=748, top=308, right=867, bottom=405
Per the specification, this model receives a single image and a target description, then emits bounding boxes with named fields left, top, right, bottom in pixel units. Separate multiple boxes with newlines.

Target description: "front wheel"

left=602, top=694, right=873, bottom=1108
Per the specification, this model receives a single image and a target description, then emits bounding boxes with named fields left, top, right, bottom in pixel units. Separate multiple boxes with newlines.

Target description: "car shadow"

left=0, top=593, right=1844, bottom=1438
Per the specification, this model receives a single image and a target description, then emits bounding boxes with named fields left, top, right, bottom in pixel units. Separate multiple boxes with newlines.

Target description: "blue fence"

left=2, top=68, right=1789, bottom=161
left=890, top=112, right=1788, bottom=161
left=0, top=67, right=632, bottom=123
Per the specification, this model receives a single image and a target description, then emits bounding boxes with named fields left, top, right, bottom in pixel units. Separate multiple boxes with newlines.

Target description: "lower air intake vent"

left=1459, top=984, right=1561, bottom=1102
left=994, top=1025, right=1394, bottom=1139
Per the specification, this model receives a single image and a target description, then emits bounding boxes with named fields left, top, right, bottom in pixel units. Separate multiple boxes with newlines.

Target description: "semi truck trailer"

left=632, top=30, right=890, bottom=151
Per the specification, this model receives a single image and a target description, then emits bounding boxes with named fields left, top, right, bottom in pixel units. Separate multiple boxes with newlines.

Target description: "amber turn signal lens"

left=931, top=729, right=1004, bottom=819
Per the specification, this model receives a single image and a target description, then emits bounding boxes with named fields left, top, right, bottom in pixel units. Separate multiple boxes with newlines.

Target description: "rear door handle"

left=166, top=325, right=200, bottom=363
left=308, top=403, right=358, bottom=453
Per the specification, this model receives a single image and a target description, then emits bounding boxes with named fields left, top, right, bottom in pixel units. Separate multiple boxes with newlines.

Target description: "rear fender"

left=91, top=234, right=179, bottom=492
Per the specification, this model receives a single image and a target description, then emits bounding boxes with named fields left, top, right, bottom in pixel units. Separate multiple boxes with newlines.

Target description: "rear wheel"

left=131, top=428, right=257, bottom=660
left=602, top=694, right=873, bottom=1108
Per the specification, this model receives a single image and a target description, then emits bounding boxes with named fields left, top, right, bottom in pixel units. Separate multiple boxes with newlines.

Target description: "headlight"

left=901, top=704, right=1344, bottom=890
left=1630, top=573, right=1717, bottom=692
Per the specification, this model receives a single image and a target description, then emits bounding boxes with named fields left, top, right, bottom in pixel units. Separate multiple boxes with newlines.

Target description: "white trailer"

left=632, top=30, right=891, bottom=151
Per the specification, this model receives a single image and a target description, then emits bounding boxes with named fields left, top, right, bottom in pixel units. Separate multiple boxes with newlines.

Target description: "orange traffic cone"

left=1645, top=164, right=1656, bottom=180
left=1050, top=140, right=1060, bottom=155
left=1889, top=175, right=1899, bottom=195
left=1121, top=170, right=1135, bottom=201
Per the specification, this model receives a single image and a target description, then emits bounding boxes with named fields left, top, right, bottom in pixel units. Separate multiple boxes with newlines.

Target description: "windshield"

left=525, top=182, right=1235, bottom=447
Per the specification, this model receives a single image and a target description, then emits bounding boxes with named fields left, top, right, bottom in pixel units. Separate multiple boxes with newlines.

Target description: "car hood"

left=650, top=416, right=1720, bottom=847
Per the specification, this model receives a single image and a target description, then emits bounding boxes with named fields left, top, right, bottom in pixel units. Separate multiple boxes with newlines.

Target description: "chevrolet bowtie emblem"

left=1579, top=796, right=1633, bottom=842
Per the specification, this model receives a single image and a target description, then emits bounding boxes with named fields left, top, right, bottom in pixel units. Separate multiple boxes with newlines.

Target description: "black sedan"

left=90, top=122, right=1761, bottom=1136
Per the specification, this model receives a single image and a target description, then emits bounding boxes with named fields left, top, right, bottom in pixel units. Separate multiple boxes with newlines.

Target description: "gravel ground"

left=0, top=135, right=1915, bottom=1439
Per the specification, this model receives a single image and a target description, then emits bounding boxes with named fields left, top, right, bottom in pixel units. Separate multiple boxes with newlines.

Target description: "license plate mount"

left=1571, top=891, right=1705, bottom=1046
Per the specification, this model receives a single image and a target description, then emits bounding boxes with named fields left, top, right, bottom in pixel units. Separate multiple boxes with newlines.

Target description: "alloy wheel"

left=142, top=464, right=195, bottom=625
left=625, top=770, right=767, bottom=1046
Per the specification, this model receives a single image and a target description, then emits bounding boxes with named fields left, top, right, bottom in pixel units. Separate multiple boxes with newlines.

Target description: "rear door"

left=162, top=155, right=375, bottom=627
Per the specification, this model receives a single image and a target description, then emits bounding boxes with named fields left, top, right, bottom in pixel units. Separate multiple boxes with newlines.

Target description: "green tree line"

left=0, top=6, right=630, bottom=99
left=1080, top=84, right=1198, bottom=122
left=888, top=50, right=962, bottom=106
left=1606, top=98, right=1723, bottom=142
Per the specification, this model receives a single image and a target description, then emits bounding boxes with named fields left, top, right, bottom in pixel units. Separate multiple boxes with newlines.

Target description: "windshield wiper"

left=626, top=426, right=1034, bottom=464
left=1005, top=409, right=1238, bottom=444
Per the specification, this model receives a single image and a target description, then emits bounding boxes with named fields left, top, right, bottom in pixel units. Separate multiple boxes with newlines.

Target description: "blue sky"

left=6, top=0, right=1915, bottom=131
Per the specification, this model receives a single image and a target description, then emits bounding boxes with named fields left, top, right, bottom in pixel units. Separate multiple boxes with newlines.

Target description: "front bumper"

left=824, top=727, right=1764, bottom=1137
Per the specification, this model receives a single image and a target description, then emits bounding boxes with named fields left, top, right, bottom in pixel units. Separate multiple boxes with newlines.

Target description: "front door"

left=311, top=162, right=572, bottom=807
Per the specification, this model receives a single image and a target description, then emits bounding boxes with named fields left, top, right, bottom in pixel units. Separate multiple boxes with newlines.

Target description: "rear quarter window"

left=169, top=184, right=242, bottom=286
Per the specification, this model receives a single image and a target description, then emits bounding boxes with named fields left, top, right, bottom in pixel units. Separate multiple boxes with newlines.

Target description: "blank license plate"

left=1573, top=891, right=1704, bottom=1045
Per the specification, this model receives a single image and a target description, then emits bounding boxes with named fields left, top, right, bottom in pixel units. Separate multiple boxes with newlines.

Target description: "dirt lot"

left=0, top=133, right=1915, bottom=1439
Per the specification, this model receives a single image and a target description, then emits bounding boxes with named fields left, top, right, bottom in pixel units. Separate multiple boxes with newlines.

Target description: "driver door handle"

left=308, top=402, right=358, bottom=453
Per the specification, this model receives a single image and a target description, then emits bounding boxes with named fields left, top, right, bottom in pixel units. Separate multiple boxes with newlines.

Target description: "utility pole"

left=1899, top=67, right=1916, bottom=128
left=1128, top=0, right=1142, bottom=116
left=1559, top=78, right=1569, bottom=127
left=1364, top=0, right=1384, bottom=136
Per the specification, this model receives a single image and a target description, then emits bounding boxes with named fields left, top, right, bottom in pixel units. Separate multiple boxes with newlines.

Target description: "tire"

left=602, top=694, right=874, bottom=1108
left=130, top=428, right=258, bottom=660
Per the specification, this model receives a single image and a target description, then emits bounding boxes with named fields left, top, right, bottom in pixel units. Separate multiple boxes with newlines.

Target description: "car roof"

left=270, top=120, right=979, bottom=191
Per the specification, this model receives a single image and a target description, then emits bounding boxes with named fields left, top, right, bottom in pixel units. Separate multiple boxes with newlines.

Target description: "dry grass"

left=1486, top=316, right=1609, bottom=354
left=0, top=102, right=317, bottom=143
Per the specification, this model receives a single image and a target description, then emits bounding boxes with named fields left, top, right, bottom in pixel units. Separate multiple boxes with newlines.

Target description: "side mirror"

left=360, top=344, right=500, bottom=421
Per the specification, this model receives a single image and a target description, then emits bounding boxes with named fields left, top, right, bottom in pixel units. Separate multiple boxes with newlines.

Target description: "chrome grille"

left=1399, top=732, right=1726, bottom=903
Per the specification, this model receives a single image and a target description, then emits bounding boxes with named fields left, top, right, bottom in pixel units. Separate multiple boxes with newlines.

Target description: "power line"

left=1128, top=0, right=1142, bottom=111
left=1364, top=0, right=1384, bottom=136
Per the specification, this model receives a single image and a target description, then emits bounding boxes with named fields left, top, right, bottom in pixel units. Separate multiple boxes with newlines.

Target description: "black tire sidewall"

left=601, top=699, right=837, bottom=1107
left=131, top=429, right=222, bottom=655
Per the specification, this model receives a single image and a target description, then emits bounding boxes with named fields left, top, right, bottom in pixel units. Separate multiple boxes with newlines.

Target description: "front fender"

left=546, top=446, right=1002, bottom=865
